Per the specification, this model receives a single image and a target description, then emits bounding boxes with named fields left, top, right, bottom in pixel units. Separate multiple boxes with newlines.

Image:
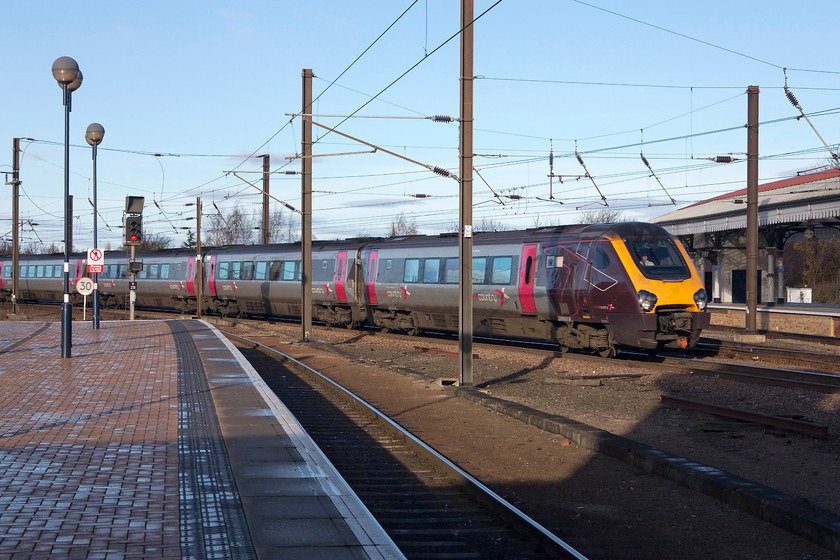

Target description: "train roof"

left=0, top=223, right=675, bottom=261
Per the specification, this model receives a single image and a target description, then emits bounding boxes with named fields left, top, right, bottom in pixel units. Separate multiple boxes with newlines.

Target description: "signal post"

left=124, top=197, right=144, bottom=320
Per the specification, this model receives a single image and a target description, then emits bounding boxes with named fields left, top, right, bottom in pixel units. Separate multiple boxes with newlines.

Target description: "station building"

left=650, top=168, right=840, bottom=304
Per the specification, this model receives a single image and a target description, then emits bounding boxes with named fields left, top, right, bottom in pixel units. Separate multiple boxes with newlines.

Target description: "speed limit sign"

left=76, top=276, right=94, bottom=296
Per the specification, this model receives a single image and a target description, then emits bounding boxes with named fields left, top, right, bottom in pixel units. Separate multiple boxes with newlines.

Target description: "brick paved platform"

left=0, top=319, right=403, bottom=560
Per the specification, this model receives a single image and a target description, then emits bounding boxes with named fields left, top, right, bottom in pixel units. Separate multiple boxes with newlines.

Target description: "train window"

left=161, top=264, right=170, bottom=279
left=217, top=262, right=230, bottom=280
left=118, top=264, right=127, bottom=278
left=423, top=259, right=440, bottom=283
left=242, top=262, right=254, bottom=280
left=282, top=261, right=296, bottom=281
left=336, top=260, right=343, bottom=281
left=19, top=266, right=26, bottom=279
left=624, top=237, right=690, bottom=280
left=524, top=257, right=533, bottom=285
left=3, top=266, right=10, bottom=278
left=148, top=264, right=160, bottom=279
left=230, top=262, right=242, bottom=280
left=443, top=258, right=459, bottom=284
left=594, top=248, right=610, bottom=270
left=404, top=259, right=420, bottom=283
left=35, top=265, right=44, bottom=278
left=472, top=257, right=487, bottom=284
left=54, top=265, right=62, bottom=278
left=27, top=266, right=36, bottom=278
left=491, top=257, right=512, bottom=284
left=255, top=261, right=267, bottom=280
left=269, top=262, right=282, bottom=281
left=137, top=266, right=147, bottom=279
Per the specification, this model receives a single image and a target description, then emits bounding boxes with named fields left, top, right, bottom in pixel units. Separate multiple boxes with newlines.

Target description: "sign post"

left=87, top=248, right=104, bottom=328
left=75, top=276, right=94, bottom=321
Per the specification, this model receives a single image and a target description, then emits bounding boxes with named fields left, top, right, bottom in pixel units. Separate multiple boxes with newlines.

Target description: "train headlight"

left=694, top=288, right=708, bottom=310
left=638, top=290, right=657, bottom=312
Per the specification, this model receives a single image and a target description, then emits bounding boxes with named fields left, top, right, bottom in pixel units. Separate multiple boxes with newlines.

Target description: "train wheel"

left=557, top=344, right=570, bottom=353
left=598, top=346, right=616, bottom=358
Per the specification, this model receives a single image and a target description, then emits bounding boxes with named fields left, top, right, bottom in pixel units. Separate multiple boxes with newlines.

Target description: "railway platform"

left=708, top=302, right=840, bottom=338
left=0, top=318, right=403, bottom=559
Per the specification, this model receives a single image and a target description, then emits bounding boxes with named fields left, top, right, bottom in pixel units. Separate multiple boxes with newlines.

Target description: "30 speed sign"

left=76, top=277, right=94, bottom=296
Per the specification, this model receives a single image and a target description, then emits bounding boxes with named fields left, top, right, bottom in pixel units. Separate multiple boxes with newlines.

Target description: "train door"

left=335, top=251, right=348, bottom=302
left=186, top=257, right=196, bottom=296
left=574, top=242, right=592, bottom=317
left=207, top=255, right=217, bottom=297
left=518, top=244, right=537, bottom=314
left=74, top=260, right=84, bottom=284
left=365, top=250, right=378, bottom=304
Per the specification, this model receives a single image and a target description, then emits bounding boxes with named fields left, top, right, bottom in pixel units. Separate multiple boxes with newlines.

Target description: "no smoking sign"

left=87, top=248, right=104, bottom=274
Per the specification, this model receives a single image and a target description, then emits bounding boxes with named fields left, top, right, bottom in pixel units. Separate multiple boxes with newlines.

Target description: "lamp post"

left=85, top=123, right=104, bottom=329
left=52, top=56, right=82, bottom=358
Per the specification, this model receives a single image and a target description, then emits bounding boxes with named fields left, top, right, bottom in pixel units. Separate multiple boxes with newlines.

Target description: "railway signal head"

left=125, top=215, right=143, bottom=245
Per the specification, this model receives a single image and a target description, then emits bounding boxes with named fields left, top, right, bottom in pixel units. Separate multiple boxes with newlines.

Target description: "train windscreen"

left=623, top=236, right=691, bottom=280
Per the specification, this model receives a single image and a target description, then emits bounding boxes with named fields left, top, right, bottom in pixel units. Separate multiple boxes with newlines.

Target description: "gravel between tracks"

left=224, top=318, right=840, bottom=560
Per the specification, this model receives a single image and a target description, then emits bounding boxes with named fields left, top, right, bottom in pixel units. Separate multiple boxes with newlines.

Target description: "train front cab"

left=608, top=228, right=709, bottom=350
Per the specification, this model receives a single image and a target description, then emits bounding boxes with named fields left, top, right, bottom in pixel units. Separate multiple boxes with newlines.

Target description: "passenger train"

left=0, top=222, right=710, bottom=356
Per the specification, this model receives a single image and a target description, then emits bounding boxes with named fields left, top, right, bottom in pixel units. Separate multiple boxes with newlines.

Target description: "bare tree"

left=577, top=208, right=626, bottom=224
left=269, top=208, right=300, bottom=243
left=389, top=212, right=418, bottom=236
left=473, top=217, right=509, bottom=232
left=139, top=231, right=172, bottom=251
left=205, top=204, right=257, bottom=246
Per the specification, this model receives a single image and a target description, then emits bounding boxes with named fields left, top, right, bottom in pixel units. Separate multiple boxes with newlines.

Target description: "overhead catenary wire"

left=570, top=0, right=840, bottom=75
left=574, top=147, right=608, bottom=207
left=783, top=74, right=840, bottom=163
left=306, top=0, right=504, bottom=146
left=639, top=130, right=676, bottom=206
left=227, top=1, right=423, bottom=177
left=307, top=119, right=459, bottom=181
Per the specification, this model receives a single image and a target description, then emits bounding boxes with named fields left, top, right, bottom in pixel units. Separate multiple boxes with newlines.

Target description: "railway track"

left=228, top=333, right=587, bottom=560
left=622, top=351, right=840, bottom=393
left=684, top=337, right=840, bottom=370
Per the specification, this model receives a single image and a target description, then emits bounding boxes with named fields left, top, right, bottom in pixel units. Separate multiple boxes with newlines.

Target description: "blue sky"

left=2, top=1, right=838, bottom=251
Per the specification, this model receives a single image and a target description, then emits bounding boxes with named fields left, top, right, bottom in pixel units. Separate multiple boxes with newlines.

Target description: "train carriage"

left=361, top=232, right=552, bottom=339
left=204, top=240, right=367, bottom=323
left=7, top=254, right=84, bottom=304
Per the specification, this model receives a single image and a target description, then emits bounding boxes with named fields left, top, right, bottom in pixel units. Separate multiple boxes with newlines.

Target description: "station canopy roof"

left=651, top=168, right=840, bottom=235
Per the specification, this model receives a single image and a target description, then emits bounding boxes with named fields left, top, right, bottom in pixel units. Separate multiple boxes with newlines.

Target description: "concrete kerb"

left=452, top=385, right=840, bottom=555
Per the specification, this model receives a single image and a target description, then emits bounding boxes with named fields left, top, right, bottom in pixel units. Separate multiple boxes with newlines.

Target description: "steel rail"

left=220, top=330, right=589, bottom=560
left=660, top=394, right=829, bottom=437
